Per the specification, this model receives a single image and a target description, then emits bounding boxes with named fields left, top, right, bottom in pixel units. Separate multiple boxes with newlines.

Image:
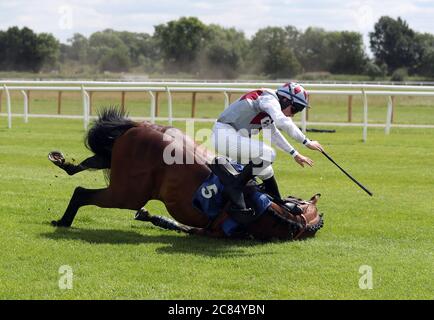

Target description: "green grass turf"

left=0, top=116, right=433, bottom=299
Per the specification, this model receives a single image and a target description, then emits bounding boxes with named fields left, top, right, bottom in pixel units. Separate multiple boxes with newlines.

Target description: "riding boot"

left=262, top=175, right=282, bottom=200
left=209, top=159, right=255, bottom=219
left=226, top=163, right=255, bottom=217
left=227, top=192, right=253, bottom=216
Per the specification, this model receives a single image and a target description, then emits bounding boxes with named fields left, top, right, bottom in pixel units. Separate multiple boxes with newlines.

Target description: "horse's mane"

left=85, top=107, right=139, bottom=161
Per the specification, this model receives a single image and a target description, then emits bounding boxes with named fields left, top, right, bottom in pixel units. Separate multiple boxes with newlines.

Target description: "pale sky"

left=1, top=0, right=434, bottom=49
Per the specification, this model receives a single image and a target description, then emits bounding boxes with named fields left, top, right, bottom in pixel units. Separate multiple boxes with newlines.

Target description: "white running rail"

left=1, top=81, right=434, bottom=142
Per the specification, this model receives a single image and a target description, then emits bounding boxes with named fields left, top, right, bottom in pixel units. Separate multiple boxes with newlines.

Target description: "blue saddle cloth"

left=192, top=163, right=271, bottom=236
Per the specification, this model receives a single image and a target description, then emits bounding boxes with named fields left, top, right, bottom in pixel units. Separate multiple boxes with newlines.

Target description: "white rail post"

left=301, top=108, right=307, bottom=133
left=148, top=90, right=156, bottom=123
left=81, top=85, right=89, bottom=130
left=85, top=91, right=90, bottom=116
left=223, top=91, right=230, bottom=109
left=166, top=86, right=173, bottom=126
left=20, top=90, right=29, bottom=123
left=3, top=85, right=12, bottom=128
left=362, top=89, right=368, bottom=142
left=385, top=96, right=393, bottom=135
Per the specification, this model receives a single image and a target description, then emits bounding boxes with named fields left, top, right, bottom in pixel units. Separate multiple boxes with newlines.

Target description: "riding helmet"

left=276, top=82, right=309, bottom=113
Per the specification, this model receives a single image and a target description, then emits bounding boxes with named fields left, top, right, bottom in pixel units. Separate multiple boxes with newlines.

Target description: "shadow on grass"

left=40, top=226, right=277, bottom=258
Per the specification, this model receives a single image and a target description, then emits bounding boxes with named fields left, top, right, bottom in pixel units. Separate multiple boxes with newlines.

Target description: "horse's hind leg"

left=52, top=186, right=117, bottom=227
left=48, top=151, right=110, bottom=176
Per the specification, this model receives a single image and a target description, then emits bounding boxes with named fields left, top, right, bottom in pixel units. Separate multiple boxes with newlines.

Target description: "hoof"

left=48, top=151, right=65, bottom=166
left=134, top=209, right=151, bottom=222
left=183, top=226, right=197, bottom=234
left=51, top=220, right=70, bottom=227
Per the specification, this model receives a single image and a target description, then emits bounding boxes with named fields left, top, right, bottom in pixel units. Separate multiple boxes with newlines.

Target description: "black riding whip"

left=321, top=150, right=373, bottom=196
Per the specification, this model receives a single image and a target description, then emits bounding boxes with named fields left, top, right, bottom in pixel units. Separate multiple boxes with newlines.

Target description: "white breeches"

left=211, top=122, right=275, bottom=180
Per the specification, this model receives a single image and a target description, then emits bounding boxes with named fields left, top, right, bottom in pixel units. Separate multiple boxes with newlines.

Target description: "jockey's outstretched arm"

left=259, top=97, right=321, bottom=167
left=267, top=123, right=298, bottom=157
left=261, top=97, right=310, bottom=143
left=267, top=123, right=311, bottom=167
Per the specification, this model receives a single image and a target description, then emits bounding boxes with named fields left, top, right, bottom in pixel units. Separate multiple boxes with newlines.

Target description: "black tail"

left=85, top=107, right=137, bottom=162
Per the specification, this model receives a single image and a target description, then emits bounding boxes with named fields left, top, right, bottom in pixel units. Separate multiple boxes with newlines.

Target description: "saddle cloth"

left=192, top=162, right=271, bottom=236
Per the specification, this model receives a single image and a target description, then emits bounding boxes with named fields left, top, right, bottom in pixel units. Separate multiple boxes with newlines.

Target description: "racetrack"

left=0, top=117, right=432, bottom=299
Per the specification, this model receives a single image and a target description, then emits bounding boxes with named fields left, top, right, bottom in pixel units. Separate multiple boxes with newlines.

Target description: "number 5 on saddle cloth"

left=192, top=158, right=271, bottom=236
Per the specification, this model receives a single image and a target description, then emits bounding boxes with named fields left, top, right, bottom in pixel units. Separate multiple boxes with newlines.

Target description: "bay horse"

left=48, top=108, right=323, bottom=241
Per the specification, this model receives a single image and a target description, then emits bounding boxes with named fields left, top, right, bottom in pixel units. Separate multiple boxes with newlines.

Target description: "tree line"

left=1, top=16, right=433, bottom=79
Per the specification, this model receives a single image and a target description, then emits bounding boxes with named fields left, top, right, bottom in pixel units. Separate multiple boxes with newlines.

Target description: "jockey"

left=211, top=82, right=324, bottom=216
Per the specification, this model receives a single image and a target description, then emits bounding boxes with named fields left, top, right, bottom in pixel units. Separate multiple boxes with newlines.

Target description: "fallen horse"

left=48, top=108, right=324, bottom=241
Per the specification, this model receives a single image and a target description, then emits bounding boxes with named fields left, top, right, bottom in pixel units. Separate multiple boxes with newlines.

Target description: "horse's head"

left=284, top=193, right=324, bottom=240
left=245, top=193, right=324, bottom=241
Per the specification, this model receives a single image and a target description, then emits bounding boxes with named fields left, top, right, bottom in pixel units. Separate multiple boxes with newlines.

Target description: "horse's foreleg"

left=48, top=151, right=110, bottom=176
left=134, top=208, right=226, bottom=238
left=52, top=187, right=113, bottom=227
left=134, top=208, right=193, bottom=234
